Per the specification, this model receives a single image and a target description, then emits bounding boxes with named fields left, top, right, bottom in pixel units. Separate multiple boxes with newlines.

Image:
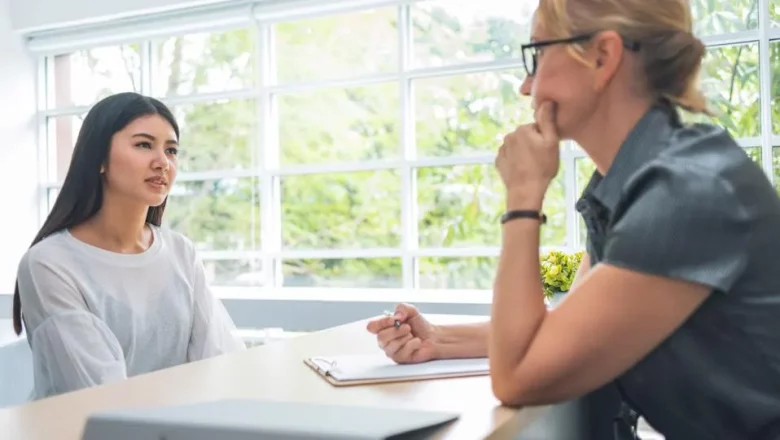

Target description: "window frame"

left=33, top=0, right=780, bottom=305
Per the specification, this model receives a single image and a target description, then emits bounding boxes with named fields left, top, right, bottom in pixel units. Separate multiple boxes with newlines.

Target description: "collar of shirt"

left=576, top=102, right=681, bottom=215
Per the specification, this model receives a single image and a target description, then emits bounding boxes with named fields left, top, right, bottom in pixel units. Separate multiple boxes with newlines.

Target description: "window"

left=690, top=0, right=758, bottom=36
left=414, top=70, right=531, bottom=158
left=410, top=0, right=533, bottom=67
left=280, top=170, right=402, bottom=249
left=418, top=257, right=497, bottom=289
left=48, top=45, right=141, bottom=109
left=692, top=43, right=761, bottom=137
left=165, top=177, right=261, bottom=251
left=275, top=8, right=398, bottom=82
left=47, top=113, right=85, bottom=182
left=37, top=0, right=778, bottom=293
left=169, top=99, right=259, bottom=173
left=277, top=83, right=400, bottom=165
left=153, top=29, right=256, bottom=97
left=282, top=258, right=403, bottom=288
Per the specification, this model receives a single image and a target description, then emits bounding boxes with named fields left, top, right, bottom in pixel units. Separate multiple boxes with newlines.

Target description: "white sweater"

left=16, top=225, right=245, bottom=400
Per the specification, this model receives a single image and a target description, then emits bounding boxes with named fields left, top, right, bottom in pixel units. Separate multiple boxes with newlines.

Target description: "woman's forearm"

left=490, top=194, right=548, bottom=382
left=427, top=200, right=563, bottom=366
left=432, top=321, right=490, bottom=359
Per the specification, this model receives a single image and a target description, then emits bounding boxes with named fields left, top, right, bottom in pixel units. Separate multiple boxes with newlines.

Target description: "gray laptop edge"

left=81, top=399, right=460, bottom=440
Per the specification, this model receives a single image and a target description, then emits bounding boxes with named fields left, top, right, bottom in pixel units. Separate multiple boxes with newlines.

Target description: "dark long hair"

left=12, top=92, right=179, bottom=335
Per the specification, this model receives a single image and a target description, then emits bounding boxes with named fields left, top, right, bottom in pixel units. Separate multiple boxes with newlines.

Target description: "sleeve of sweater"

left=17, top=250, right=127, bottom=400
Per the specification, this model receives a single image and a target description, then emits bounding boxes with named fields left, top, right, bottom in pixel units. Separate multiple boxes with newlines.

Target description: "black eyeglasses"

left=520, top=33, right=641, bottom=77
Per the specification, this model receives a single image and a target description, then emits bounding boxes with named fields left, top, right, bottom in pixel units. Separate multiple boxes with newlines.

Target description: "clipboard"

left=304, top=353, right=490, bottom=387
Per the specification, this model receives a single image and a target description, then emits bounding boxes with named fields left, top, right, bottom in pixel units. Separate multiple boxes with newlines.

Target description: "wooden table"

left=0, top=314, right=549, bottom=439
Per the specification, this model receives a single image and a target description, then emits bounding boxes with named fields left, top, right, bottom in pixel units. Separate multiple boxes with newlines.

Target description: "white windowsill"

left=211, top=286, right=494, bottom=305
left=0, top=288, right=493, bottom=331
left=0, top=287, right=493, bottom=304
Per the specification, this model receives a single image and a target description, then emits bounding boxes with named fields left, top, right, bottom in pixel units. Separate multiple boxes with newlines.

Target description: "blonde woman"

left=367, top=0, right=780, bottom=438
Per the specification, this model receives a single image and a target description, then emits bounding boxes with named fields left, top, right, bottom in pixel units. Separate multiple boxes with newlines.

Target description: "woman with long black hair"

left=13, top=92, right=244, bottom=400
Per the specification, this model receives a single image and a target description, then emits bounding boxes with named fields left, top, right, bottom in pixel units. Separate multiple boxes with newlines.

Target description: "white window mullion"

left=700, top=30, right=760, bottom=47
left=37, top=56, right=52, bottom=224
left=200, top=250, right=264, bottom=260
left=268, top=72, right=397, bottom=94
left=734, top=136, right=766, bottom=147
left=44, top=121, right=55, bottom=193
left=160, top=88, right=261, bottom=106
left=264, top=58, right=527, bottom=95
left=758, top=0, right=774, bottom=184
left=562, top=141, right=579, bottom=249
left=39, top=106, right=92, bottom=118
left=398, top=3, right=416, bottom=289
left=251, top=0, right=420, bottom=25
left=41, top=154, right=505, bottom=190
left=257, top=20, right=281, bottom=288
left=36, top=57, right=48, bottom=113
left=198, top=245, right=577, bottom=261
left=44, top=55, right=55, bottom=111
left=140, top=41, right=152, bottom=96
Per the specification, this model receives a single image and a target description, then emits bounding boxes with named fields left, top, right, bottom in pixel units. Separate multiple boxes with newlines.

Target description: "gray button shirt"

left=576, top=103, right=780, bottom=439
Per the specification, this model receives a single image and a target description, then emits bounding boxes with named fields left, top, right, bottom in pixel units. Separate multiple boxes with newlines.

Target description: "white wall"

left=9, top=0, right=236, bottom=32
left=0, top=0, right=38, bottom=293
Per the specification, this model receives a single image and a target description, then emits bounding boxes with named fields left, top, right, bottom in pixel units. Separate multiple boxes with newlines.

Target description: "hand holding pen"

left=366, top=303, right=439, bottom=364
left=383, top=310, right=402, bottom=328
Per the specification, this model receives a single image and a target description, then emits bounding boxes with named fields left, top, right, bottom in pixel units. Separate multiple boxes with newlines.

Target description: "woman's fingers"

left=392, top=337, right=423, bottom=363
left=377, top=323, right=412, bottom=348
left=383, top=333, right=414, bottom=357
left=366, top=316, right=398, bottom=334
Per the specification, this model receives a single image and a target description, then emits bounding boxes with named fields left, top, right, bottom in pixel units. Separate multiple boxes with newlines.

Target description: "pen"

left=383, top=310, right=402, bottom=328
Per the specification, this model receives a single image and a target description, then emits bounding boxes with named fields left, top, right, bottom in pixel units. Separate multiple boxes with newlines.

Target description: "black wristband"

left=500, top=210, right=547, bottom=225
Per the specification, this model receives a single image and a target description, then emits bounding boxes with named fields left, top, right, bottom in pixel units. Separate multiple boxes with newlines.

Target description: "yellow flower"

left=540, top=250, right=586, bottom=298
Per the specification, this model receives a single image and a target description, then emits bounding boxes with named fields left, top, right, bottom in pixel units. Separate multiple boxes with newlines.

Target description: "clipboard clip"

left=310, top=357, right=338, bottom=376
